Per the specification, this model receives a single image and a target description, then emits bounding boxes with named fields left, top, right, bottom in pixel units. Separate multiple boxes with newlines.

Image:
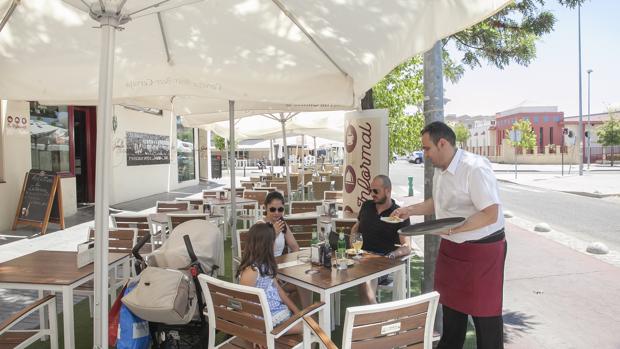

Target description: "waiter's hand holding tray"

left=397, top=217, right=465, bottom=236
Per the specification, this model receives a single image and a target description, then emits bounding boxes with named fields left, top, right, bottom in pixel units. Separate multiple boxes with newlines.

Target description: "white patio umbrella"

left=0, top=1, right=511, bottom=346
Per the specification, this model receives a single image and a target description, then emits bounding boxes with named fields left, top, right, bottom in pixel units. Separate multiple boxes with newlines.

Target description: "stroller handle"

left=183, top=235, right=198, bottom=264
left=132, top=233, right=151, bottom=261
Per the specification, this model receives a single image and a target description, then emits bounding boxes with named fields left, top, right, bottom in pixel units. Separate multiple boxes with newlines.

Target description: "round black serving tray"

left=397, top=217, right=465, bottom=236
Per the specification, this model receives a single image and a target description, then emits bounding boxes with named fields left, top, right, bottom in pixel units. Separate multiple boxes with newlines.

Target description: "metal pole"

left=281, top=116, right=292, bottom=204
left=229, top=101, right=237, bottom=257
left=587, top=69, right=593, bottom=169
left=93, top=19, right=115, bottom=349
left=578, top=5, right=584, bottom=176
left=423, top=41, right=444, bottom=332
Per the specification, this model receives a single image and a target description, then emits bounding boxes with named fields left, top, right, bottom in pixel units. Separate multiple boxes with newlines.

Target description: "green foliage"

left=505, top=119, right=537, bottom=150
left=444, top=0, right=586, bottom=74
left=214, top=134, right=227, bottom=151
left=597, top=109, right=620, bottom=166
left=452, top=123, right=471, bottom=147
left=372, top=56, right=425, bottom=161
left=597, top=111, right=620, bottom=147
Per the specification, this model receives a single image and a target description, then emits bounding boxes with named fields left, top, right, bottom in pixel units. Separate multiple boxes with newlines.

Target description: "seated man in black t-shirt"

left=351, top=175, right=411, bottom=304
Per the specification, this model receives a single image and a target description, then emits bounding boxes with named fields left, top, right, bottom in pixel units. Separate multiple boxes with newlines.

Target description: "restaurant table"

left=276, top=250, right=405, bottom=336
left=0, top=251, right=130, bottom=349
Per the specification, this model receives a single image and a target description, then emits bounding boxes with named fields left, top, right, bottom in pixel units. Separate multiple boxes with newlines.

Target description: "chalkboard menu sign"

left=12, top=170, right=65, bottom=235
left=211, top=154, right=222, bottom=179
left=126, top=131, right=170, bottom=166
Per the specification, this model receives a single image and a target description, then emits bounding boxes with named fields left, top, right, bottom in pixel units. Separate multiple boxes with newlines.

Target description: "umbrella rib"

left=271, top=0, right=349, bottom=78
left=0, top=0, right=19, bottom=34
left=157, top=12, right=172, bottom=64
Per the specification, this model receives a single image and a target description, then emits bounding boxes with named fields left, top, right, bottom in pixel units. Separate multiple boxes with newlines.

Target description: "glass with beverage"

left=351, top=231, right=363, bottom=259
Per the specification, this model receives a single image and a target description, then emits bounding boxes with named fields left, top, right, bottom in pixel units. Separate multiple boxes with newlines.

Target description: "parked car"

left=407, top=151, right=424, bottom=164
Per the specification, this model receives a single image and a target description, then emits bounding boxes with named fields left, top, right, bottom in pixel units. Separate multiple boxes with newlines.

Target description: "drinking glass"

left=351, top=231, right=363, bottom=259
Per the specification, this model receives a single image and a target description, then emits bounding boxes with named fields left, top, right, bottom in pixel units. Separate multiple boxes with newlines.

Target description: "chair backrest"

left=235, top=228, right=250, bottom=260
left=250, top=177, right=261, bottom=182
left=243, top=190, right=268, bottom=210
left=267, top=180, right=285, bottom=187
left=111, top=213, right=152, bottom=244
left=88, top=228, right=136, bottom=253
left=324, top=190, right=343, bottom=200
left=271, top=182, right=289, bottom=197
left=303, top=172, right=313, bottom=185
left=290, top=200, right=323, bottom=214
left=332, top=219, right=356, bottom=237
left=240, top=182, right=255, bottom=190
left=284, top=218, right=316, bottom=247
left=341, top=291, right=440, bottom=349
left=167, top=213, right=209, bottom=231
left=156, top=201, right=189, bottom=213
left=175, top=198, right=205, bottom=212
left=312, top=181, right=331, bottom=201
left=288, top=175, right=299, bottom=189
left=202, top=190, right=219, bottom=199
left=330, top=174, right=343, bottom=191
left=198, top=274, right=275, bottom=349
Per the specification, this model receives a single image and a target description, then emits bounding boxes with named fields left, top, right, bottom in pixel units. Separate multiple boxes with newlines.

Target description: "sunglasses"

left=371, top=188, right=380, bottom=194
left=269, top=207, right=285, bottom=213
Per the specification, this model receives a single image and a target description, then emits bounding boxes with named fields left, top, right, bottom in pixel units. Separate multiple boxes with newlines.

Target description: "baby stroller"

left=125, top=220, right=222, bottom=348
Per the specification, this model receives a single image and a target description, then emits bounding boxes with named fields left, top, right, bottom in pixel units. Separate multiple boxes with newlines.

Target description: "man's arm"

left=392, top=198, right=435, bottom=219
left=447, top=204, right=499, bottom=236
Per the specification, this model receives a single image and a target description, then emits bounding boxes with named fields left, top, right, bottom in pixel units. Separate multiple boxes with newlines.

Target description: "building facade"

left=495, top=106, right=564, bottom=148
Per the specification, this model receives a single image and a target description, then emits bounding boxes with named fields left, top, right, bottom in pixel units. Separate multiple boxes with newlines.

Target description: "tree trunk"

left=361, top=89, right=374, bottom=110
left=423, top=41, right=444, bottom=331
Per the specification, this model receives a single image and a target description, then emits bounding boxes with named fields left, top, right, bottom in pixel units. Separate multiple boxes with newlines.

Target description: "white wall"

left=0, top=101, right=31, bottom=231
left=109, top=106, right=198, bottom=205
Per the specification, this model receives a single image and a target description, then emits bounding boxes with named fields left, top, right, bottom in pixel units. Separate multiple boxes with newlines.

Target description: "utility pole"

left=423, top=41, right=443, bottom=331
left=587, top=69, right=593, bottom=169
left=577, top=4, right=584, bottom=176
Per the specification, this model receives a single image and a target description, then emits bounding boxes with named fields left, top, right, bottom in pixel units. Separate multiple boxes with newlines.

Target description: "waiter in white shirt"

left=393, top=121, right=506, bottom=349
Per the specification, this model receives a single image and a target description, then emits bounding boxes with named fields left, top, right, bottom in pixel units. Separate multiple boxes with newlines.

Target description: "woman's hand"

left=272, top=219, right=286, bottom=234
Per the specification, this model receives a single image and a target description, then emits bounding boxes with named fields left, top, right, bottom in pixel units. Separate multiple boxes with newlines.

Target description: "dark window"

left=549, top=127, right=554, bottom=145
left=539, top=127, right=544, bottom=146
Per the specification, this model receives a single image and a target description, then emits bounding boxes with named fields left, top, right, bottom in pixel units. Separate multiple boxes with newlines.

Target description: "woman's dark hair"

left=421, top=121, right=456, bottom=146
left=265, top=190, right=285, bottom=207
left=235, top=222, right=278, bottom=279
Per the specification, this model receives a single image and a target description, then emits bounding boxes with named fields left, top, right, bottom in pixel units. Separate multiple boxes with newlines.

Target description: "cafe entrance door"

left=69, top=106, right=97, bottom=203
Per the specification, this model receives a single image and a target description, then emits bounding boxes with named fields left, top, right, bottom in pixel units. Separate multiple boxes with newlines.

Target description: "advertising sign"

left=126, top=132, right=170, bottom=166
left=342, top=109, right=389, bottom=213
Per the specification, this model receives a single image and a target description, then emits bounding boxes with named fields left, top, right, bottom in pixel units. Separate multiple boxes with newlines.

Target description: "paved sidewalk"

left=491, top=163, right=620, bottom=197
left=503, top=222, right=620, bottom=348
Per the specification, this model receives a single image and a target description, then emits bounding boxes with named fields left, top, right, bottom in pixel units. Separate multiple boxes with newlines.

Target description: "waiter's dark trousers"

left=436, top=305, right=504, bottom=349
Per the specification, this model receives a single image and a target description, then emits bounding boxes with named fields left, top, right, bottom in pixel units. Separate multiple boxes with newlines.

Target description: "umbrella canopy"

left=1, top=0, right=509, bottom=114
left=203, top=111, right=345, bottom=143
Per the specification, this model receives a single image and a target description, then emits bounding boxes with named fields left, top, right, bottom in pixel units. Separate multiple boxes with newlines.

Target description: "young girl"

left=236, top=222, right=301, bottom=331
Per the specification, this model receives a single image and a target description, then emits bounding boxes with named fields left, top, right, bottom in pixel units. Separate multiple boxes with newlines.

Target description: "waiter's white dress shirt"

left=433, top=149, right=504, bottom=243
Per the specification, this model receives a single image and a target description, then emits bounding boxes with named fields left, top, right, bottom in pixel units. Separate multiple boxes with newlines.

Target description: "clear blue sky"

left=444, top=0, right=619, bottom=118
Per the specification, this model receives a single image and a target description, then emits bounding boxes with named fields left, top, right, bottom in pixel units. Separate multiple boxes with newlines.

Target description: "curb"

left=497, top=179, right=620, bottom=199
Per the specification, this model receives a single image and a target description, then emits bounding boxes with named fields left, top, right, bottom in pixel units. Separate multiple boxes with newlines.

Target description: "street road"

left=389, top=161, right=620, bottom=252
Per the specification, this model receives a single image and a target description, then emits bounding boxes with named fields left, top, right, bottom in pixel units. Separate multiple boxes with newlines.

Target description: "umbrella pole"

left=93, top=21, right=115, bottom=349
left=280, top=116, right=292, bottom=204
left=229, top=101, right=238, bottom=258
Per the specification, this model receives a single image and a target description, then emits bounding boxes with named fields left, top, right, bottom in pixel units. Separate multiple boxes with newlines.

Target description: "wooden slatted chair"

left=324, top=190, right=343, bottom=200
left=239, top=190, right=268, bottom=228
left=166, top=213, right=209, bottom=232
left=232, top=228, right=249, bottom=280
left=111, top=213, right=156, bottom=252
left=198, top=275, right=326, bottom=349
left=271, top=182, right=289, bottom=199
left=78, top=228, right=136, bottom=316
left=311, top=181, right=331, bottom=201
left=240, top=181, right=255, bottom=190
left=176, top=198, right=205, bottom=212
left=340, top=292, right=440, bottom=349
left=289, top=200, right=322, bottom=214
left=330, top=174, right=343, bottom=191
left=0, top=295, right=58, bottom=349
left=284, top=217, right=316, bottom=248
left=156, top=200, right=190, bottom=213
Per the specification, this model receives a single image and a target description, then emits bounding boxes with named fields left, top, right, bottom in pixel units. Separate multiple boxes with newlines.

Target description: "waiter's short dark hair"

left=421, top=121, right=456, bottom=146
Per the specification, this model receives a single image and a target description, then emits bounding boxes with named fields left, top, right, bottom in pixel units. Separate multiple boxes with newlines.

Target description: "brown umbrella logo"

left=345, top=124, right=357, bottom=153
left=344, top=165, right=356, bottom=193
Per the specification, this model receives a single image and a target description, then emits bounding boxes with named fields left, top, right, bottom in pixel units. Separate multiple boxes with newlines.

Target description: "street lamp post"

left=577, top=4, right=584, bottom=176
left=587, top=69, right=593, bottom=169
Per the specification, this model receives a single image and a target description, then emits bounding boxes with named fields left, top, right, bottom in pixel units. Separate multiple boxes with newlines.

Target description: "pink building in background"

left=495, top=106, right=564, bottom=147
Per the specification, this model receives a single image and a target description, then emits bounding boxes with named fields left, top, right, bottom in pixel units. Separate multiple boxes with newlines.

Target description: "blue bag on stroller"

left=117, top=282, right=150, bottom=349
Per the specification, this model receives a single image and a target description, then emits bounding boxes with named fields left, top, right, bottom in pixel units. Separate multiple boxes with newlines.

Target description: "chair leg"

left=88, top=295, right=94, bottom=318
left=48, top=297, right=59, bottom=349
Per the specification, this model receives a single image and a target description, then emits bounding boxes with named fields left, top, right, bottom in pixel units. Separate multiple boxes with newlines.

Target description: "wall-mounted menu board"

left=12, top=170, right=65, bottom=235
left=126, top=131, right=170, bottom=166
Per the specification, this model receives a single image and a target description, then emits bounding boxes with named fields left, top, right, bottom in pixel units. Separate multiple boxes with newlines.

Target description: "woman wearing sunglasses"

left=259, top=191, right=300, bottom=257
